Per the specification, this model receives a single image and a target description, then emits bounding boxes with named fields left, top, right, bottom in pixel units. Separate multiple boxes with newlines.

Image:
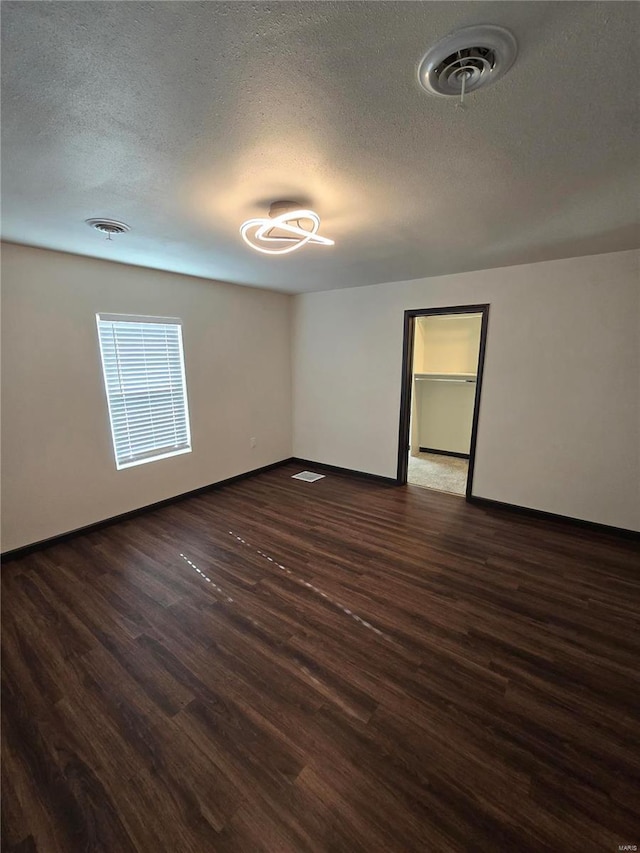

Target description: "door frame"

left=396, top=304, right=490, bottom=499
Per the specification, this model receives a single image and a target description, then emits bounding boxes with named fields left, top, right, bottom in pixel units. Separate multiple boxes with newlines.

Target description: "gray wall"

left=1, top=243, right=293, bottom=550
left=293, top=250, right=640, bottom=530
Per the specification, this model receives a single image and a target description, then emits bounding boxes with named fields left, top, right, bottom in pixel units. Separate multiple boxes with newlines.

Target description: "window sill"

left=116, top=446, right=192, bottom=470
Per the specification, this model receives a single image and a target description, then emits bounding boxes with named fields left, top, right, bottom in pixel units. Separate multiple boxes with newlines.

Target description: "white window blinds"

left=96, top=314, right=192, bottom=469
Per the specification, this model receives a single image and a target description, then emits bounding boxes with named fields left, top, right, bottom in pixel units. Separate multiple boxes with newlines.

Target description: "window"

left=96, top=314, right=192, bottom=469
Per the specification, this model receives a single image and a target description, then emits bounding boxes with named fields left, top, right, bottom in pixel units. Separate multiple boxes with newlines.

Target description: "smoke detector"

left=418, top=25, right=517, bottom=99
left=86, top=218, right=130, bottom=239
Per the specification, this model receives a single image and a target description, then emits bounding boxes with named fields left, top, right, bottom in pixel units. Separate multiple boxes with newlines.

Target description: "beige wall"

left=416, top=382, right=476, bottom=455
left=417, top=314, right=482, bottom=375
left=409, top=322, right=426, bottom=453
left=3, top=244, right=639, bottom=547
left=1, top=243, right=292, bottom=551
left=293, top=250, right=640, bottom=531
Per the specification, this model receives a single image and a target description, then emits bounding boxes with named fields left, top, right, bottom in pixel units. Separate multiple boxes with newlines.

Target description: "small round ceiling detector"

left=418, top=25, right=517, bottom=101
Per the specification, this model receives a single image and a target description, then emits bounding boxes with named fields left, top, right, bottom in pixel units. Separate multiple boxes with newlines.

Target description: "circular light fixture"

left=240, top=201, right=334, bottom=255
left=417, top=25, right=517, bottom=98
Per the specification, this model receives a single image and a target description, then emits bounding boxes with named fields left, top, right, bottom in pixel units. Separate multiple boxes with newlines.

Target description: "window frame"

left=96, top=313, right=192, bottom=470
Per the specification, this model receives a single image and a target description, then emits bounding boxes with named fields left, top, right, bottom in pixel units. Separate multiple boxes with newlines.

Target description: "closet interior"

left=408, top=313, right=482, bottom=495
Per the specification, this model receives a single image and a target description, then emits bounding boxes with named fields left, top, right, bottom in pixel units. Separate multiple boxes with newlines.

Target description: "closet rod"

left=415, top=377, right=476, bottom=383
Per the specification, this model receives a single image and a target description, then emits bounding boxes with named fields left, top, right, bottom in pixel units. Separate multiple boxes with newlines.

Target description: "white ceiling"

left=2, top=1, right=639, bottom=293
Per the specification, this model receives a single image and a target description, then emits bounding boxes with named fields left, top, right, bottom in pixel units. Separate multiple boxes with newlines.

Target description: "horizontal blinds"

left=97, top=315, right=191, bottom=467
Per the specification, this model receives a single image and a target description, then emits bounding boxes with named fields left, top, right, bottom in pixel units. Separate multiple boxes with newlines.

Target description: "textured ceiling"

left=2, top=1, right=639, bottom=293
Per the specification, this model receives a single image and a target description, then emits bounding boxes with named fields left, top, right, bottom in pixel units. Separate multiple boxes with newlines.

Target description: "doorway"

left=397, top=305, right=489, bottom=498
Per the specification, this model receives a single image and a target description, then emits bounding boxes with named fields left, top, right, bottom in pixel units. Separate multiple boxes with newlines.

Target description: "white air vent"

left=292, top=471, right=326, bottom=482
left=418, top=25, right=517, bottom=97
left=86, top=218, right=131, bottom=235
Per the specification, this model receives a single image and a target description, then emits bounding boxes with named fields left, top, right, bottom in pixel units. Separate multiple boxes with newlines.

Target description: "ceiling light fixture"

left=240, top=201, right=334, bottom=255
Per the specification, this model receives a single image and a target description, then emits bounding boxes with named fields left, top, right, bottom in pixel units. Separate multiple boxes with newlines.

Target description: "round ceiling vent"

left=417, top=25, right=517, bottom=97
left=86, top=218, right=130, bottom=235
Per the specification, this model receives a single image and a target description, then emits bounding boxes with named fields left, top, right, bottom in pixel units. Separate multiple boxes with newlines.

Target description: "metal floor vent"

left=292, top=471, right=326, bottom=482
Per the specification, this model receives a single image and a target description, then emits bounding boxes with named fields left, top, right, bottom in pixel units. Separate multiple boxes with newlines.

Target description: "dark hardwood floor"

left=2, top=462, right=639, bottom=852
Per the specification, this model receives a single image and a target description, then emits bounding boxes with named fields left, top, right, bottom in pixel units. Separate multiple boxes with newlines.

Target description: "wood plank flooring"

left=2, top=461, right=639, bottom=852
